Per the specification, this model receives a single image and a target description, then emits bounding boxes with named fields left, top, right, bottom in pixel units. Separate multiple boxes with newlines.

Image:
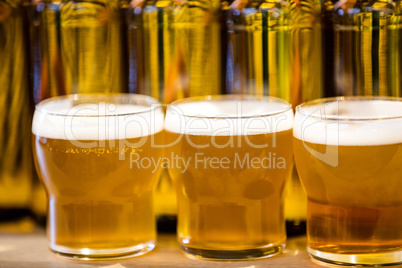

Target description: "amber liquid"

left=0, top=1, right=33, bottom=222
left=167, top=130, right=293, bottom=251
left=31, top=1, right=127, bottom=103
left=126, top=0, right=221, bottom=101
left=126, top=0, right=222, bottom=225
left=33, top=133, right=164, bottom=251
left=321, top=1, right=402, bottom=97
left=30, top=1, right=129, bottom=222
left=294, top=138, right=402, bottom=254
left=222, top=2, right=291, bottom=98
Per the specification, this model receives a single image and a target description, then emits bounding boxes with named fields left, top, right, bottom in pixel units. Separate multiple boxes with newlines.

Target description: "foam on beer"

left=293, top=99, right=402, bottom=145
left=32, top=99, right=164, bottom=140
left=165, top=100, right=293, bottom=135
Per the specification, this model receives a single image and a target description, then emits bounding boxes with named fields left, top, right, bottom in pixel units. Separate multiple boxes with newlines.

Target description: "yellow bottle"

left=127, top=0, right=222, bottom=230
left=0, top=0, right=34, bottom=231
left=30, top=0, right=128, bottom=221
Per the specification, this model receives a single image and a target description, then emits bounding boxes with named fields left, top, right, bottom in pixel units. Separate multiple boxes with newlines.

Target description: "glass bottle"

left=221, top=0, right=313, bottom=235
left=0, top=0, right=34, bottom=229
left=126, top=0, right=222, bottom=231
left=321, top=0, right=402, bottom=97
left=31, top=0, right=127, bottom=102
left=222, top=0, right=291, bottom=99
left=30, top=0, right=128, bottom=222
left=287, top=0, right=322, bottom=235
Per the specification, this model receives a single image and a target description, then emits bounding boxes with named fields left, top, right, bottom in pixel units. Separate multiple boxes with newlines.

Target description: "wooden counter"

left=0, top=228, right=324, bottom=268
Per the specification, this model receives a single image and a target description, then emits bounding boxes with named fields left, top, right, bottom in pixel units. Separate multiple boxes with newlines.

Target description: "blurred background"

left=1, top=0, right=401, bottom=235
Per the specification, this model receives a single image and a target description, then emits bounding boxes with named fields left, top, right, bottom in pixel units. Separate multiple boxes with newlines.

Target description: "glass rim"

left=35, top=93, right=162, bottom=117
left=168, top=94, right=292, bottom=119
left=296, top=96, right=402, bottom=121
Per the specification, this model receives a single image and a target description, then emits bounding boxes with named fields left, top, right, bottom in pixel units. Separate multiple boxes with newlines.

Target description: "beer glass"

left=165, top=95, right=294, bottom=260
left=294, top=96, right=402, bottom=266
left=32, top=94, right=164, bottom=259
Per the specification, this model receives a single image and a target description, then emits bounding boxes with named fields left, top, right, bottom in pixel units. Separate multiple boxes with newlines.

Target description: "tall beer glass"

left=165, top=95, right=294, bottom=260
left=294, top=97, right=402, bottom=266
left=32, top=94, right=164, bottom=259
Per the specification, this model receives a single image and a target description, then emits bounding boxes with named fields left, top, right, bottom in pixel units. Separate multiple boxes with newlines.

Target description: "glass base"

left=50, top=240, right=156, bottom=260
left=180, top=243, right=285, bottom=261
left=308, top=247, right=402, bottom=267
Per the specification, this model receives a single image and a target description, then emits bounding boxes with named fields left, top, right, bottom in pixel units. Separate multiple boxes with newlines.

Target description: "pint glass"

left=294, top=97, right=402, bottom=266
left=32, top=94, right=164, bottom=259
left=165, top=95, right=294, bottom=260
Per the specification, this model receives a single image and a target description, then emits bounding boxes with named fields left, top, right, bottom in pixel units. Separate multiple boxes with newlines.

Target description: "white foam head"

left=32, top=94, right=164, bottom=140
left=293, top=98, right=402, bottom=145
left=165, top=96, right=293, bottom=136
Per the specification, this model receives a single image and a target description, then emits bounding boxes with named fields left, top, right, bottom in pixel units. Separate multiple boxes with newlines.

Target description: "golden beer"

left=294, top=97, right=402, bottom=266
left=165, top=95, right=294, bottom=259
left=32, top=94, right=164, bottom=259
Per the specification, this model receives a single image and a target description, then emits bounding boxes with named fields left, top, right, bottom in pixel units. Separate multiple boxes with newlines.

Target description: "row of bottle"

left=30, top=0, right=402, bottom=101
left=1, top=0, right=401, bottom=230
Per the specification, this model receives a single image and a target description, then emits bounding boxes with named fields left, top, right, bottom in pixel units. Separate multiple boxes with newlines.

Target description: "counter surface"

left=0, top=229, right=325, bottom=268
